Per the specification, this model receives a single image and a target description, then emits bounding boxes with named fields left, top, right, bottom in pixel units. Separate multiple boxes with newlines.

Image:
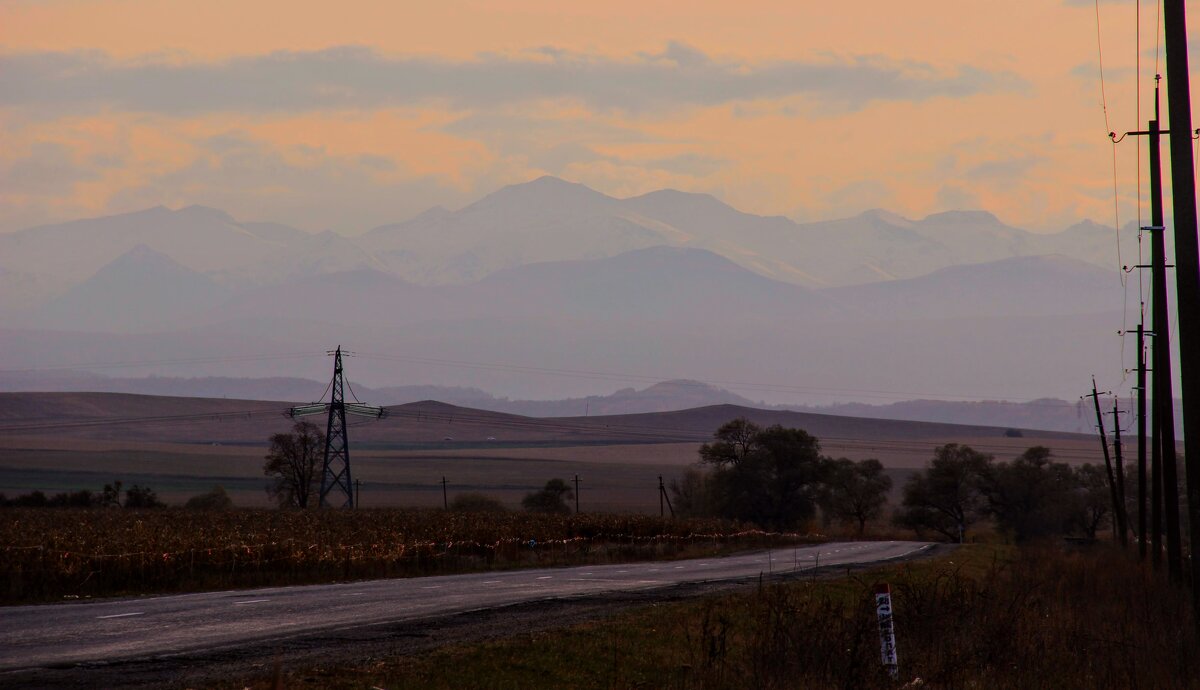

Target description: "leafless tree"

left=263, top=421, right=324, bottom=508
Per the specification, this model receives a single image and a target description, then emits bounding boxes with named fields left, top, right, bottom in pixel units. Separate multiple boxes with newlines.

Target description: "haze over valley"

left=0, top=176, right=1134, bottom=408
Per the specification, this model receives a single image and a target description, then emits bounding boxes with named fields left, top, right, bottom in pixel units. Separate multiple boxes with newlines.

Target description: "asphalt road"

left=0, top=540, right=932, bottom=672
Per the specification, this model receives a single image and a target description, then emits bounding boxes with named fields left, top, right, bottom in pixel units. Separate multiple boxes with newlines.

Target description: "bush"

left=124, top=484, right=165, bottom=509
left=522, top=479, right=573, bottom=514
left=449, top=492, right=508, bottom=513
left=184, top=486, right=234, bottom=511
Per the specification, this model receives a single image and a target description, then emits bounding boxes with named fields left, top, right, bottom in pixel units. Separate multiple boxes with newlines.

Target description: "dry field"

left=0, top=392, right=1106, bottom=510
left=0, top=508, right=809, bottom=604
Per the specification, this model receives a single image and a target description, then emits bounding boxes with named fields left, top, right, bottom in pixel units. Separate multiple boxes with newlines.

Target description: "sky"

left=0, top=0, right=1194, bottom=235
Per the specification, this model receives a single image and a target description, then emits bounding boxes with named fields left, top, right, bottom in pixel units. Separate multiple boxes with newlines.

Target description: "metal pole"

left=573, top=474, right=580, bottom=514
left=1163, top=0, right=1200, bottom=607
left=355, top=478, right=361, bottom=509
left=441, top=476, right=448, bottom=510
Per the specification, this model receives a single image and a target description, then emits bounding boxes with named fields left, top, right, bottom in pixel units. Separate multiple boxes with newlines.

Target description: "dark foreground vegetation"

left=0, top=509, right=813, bottom=604
left=239, top=544, right=1200, bottom=690
left=673, top=418, right=1116, bottom=544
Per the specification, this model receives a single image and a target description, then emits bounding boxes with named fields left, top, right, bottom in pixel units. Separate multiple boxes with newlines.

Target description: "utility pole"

left=1124, top=91, right=1183, bottom=573
left=573, top=474, right=580, bottom=514
left=1163, top=0, right=1200, bottom=611
left=657, top=476, right=674, bottom=518
left=1136, top=322, right=1148, bottom=560
left=1151, top=218, right=1182, bottom=580
left=1084, top=378, right=1124, bottom=543
left=1147, top=93, right=1184, bottom=580
left=441, top=476, right=448, bottom=510
left=1109, top=402, right=1128, bottom=548
left=659, top=475, right=664, bottom=517
left=355, top=478, right=361, bottom=509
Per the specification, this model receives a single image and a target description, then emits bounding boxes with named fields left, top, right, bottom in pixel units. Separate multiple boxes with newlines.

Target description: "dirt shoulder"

left=0, top=544, right=952, bottom=690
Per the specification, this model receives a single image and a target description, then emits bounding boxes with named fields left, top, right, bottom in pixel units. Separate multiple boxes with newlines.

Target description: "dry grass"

left=242, top=543, right=1200, bottom=690
left=0, top=508, right=819, bottom=604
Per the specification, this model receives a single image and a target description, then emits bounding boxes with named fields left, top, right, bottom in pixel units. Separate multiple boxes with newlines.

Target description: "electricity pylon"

left=287, top=347, right=386, bottom=508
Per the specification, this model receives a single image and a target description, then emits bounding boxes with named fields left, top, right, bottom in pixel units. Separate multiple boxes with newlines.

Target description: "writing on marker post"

left=875, top=583, right=899, bottom=680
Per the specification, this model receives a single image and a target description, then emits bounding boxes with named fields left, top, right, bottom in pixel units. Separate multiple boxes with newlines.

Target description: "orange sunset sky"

left=1, top=0, right=1196, bottom=235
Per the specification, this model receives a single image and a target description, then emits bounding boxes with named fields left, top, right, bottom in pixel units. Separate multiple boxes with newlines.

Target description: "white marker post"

left=875, top=583, right=899, bottom=680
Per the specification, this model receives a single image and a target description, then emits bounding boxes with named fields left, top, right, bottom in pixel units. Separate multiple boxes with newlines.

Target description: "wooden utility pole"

left=1148, top=103, right=1183, bottom=581
left=1110, top=402, right=1128, bottom=547
left=441, top=476, right=448, bottom=510
left=573, top=474, right=580, bottom=514
left=1163, top=0, right=1200, bottom=608
left=1085, top=378, right=1125, bottom=543
left=1136, top=323, right=1148, bottom=560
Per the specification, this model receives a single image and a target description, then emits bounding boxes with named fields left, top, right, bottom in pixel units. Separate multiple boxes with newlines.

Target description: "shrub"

left=184, top=486, right=234, bottom=511
left=522, top=479, right=573, bottom=514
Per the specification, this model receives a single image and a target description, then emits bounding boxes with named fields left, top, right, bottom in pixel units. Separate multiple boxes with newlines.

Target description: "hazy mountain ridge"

left=0, top=177, right=1136, bottom=405
left=0, top=243, right=1127, bottom=404
left=0, top=176, right=1133, bottom=310
left=36, top=245, right=233, bottom=332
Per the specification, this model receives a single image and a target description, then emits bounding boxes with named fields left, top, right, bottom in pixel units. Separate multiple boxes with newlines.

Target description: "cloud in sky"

left=2, top=43, right=1024, bottom=116
left=0, top=0, right=1171, bottom=235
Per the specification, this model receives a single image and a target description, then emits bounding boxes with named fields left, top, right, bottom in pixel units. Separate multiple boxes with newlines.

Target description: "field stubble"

left=0, top=508, right=820, bottom=604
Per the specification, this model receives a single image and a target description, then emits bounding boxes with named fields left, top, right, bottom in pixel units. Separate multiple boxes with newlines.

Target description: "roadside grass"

left=239, top=543, right=1199, bottom=690
left=0, top=508, right=821, bottom=604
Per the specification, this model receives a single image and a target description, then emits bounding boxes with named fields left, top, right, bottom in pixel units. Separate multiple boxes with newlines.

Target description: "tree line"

left=0, top=480, right=165, bottom=509
left=671, top=418, right=1116, bottom=542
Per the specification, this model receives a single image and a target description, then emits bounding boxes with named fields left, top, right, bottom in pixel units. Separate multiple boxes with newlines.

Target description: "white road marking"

left=421, top=586, right=442, bottom=590
left=232, top=599, right=269, bottom=605
left=482, top=580, right=502, bottom=584
left=341, top=592, right=365, bottom=597
left=96, top=612, right=144, bottom=619
left=535, top=576, right=553, bottom=580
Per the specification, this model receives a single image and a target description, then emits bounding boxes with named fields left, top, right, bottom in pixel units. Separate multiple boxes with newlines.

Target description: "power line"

left=0, top=352, right=321, bottom=374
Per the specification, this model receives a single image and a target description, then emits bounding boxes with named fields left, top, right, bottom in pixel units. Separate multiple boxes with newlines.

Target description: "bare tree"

left=263, top=421, right=324, bottom=509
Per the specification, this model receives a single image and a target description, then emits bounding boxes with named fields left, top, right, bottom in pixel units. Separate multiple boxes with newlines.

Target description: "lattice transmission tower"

left=287, top=347, right=386, bottom=508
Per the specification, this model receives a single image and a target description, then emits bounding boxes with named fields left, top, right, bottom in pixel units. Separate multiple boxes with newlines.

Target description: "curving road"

left=0, top=540, right=933, bottom=672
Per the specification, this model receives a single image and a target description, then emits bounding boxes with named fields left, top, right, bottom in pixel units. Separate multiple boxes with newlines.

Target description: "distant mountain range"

left=0, top=176, right=1133, bottom=304
left=0, top=177, right=1137, bottom=405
